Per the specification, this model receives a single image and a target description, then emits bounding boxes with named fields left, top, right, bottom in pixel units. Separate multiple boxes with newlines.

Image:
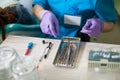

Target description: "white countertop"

left=1, top=35, right=120, bottom=80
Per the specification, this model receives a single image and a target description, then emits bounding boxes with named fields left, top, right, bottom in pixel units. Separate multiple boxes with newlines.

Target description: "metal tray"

left=53, top=37, right=81, bottom=68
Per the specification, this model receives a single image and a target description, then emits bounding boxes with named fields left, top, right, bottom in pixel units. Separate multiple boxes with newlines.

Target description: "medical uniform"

left=32, top=0, right=117, bottom=39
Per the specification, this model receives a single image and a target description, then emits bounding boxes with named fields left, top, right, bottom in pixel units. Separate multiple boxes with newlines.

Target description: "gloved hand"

left=40, top=11, right=59, bottom=38
left=81, top=18, right=104, bottom=37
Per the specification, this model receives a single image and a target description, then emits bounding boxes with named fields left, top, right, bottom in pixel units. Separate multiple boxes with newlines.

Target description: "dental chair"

left=0, top=0, right=47, bottom=42
left=0, top=23, right=47, bottom=41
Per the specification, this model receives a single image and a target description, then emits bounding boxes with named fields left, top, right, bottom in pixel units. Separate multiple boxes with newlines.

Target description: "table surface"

left=1, top=35, right=120, bottom=80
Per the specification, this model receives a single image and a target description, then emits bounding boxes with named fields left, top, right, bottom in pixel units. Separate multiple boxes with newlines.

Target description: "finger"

left=49, top=22, right=57, bottom=37
left=88, top=21, right=97, bottom=30
left=81, top=29, right=92, bottom=34
left=54, top=20, right=59, bottom=36
left=40, top=22, right=46, bottom=33
left=40, top=22, right=51, bottom=34
left=81, top=31, right=94, bottom=37
left=83, top=20, right=92, bottom=30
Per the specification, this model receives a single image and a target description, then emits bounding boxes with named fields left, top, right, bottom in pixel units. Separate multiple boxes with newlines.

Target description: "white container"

left=12, top=56, right=39, bottom=80
left=0, top=46, right=18, bottom=80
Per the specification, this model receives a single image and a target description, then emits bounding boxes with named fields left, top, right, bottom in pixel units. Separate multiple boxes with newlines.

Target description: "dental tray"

left=53, top=37, right=81, bottom=68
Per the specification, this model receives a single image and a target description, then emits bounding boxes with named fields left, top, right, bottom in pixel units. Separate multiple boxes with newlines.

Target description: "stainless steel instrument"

left=53, top=37, right=81, bottom=68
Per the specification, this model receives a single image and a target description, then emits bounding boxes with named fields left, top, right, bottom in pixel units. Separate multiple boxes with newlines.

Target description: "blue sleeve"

left=95, top=0, right=117, bottom=23
left=32, top=0, right=49, bottom=10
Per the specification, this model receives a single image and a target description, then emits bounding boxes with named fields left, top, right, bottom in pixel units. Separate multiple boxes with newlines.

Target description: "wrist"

left=38, top=10, right=48, bottom=20
left=96, top=19, right=104, bottom=31
left=40, top=10, right=49, bottom=20
left=100, top=20, right=104, bottom=32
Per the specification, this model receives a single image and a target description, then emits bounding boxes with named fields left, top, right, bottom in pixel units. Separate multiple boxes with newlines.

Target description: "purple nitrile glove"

left=40, top=11, right=59, bottom=38
left=81, top=18, right=104, bottom=37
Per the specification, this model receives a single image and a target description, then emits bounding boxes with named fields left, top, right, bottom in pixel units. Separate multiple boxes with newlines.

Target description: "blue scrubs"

left=32, top=0, right=117, bottom=39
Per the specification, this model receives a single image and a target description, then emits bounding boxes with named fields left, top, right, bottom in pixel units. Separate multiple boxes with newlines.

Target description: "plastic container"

left=0, top=46, right=18, bottom=80
left=12, top=56, right=39, bottom=80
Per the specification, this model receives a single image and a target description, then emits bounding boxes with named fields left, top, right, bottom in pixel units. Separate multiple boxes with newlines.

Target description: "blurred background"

left=94, top=0, right=120, bottom=44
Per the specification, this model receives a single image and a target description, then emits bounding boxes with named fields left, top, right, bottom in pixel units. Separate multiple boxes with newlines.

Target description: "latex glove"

left=40, top=11, right=59, bottom=37
left=81, top=18, right=104, bottom=37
